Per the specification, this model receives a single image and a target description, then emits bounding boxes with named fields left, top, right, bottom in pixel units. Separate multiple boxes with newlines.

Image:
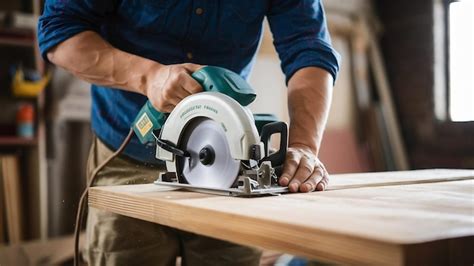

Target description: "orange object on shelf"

left=16, top=103, right=35, bottom=138
left=16, top=103, right=34, bottom=122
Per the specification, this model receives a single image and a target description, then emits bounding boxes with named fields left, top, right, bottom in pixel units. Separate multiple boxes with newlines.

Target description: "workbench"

left=88, top=169, right=474, bottom=265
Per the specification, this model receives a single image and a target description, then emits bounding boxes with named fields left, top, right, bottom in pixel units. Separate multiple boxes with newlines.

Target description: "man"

left=38, top=0, right=340, bottom=265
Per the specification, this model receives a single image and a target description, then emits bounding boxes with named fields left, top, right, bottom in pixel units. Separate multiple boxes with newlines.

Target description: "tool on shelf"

left=11, top=65, right=50, bottom=97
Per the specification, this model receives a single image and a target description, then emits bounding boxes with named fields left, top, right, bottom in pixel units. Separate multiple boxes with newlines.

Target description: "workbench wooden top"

left=88, top=169, right=474, bottom=265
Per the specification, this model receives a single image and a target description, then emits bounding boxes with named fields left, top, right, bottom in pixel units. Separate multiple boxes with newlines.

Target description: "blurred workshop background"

left=0, top=0, right=472, bottom=264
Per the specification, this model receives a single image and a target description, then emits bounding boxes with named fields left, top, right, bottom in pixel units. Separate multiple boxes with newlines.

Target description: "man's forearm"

left=47, top=31, right=159, bottom=95
left=287, top=67, right=333, bottom=155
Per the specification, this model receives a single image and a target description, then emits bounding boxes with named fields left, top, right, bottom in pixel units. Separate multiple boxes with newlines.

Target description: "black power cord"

left=74, top=128, right=135, bottom=266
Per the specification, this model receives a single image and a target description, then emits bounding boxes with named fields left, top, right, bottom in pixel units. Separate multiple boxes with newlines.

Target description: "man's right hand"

left=146, top=63, right=203, bottom=113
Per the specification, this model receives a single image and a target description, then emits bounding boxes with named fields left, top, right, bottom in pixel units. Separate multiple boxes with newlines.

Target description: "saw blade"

left=177, top=118, right=240, bottom=189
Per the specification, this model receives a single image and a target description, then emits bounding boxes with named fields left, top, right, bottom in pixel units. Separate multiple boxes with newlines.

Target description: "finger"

left=279, top=152, right=301, bottom=187
left=180, top=73, right=202, bottom=94
left=300, top=170, right=324, bottom=193
left=161, top=78, right=185, bottom=104
left=288, top=156, right=315, bottom=192
left=183, top=63, right=203, bottom=73
left=163, top=90, right=185, bottom=107
left=158, top=89, right=181, bottom=113
left=161, top=89, right=180, bottom=108
left=160, top=104, right=174, bottom=113
left=174, top=85, right=192, bottom=100
left=149, top=92, right=173, bottom=113
left=318, top=161, right=328, bottom=175
left=315, top=162, right=329, bottom=191
left=300, top=178, right=316, bottom=193
left=316, top=172, right=329, bottom=191
left=301, top=167, right=324, bottom=193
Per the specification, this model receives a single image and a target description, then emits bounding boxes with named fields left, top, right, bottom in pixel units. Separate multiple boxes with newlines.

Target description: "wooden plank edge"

left=329, top=173, right=474, bottom=191
left=89, top=188, right=403, bottom=266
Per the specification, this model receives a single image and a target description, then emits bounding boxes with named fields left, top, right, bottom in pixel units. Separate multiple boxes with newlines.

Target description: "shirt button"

left=195, top=8, right=204, bottom=15
left=186, top=52, right=193, bottom=60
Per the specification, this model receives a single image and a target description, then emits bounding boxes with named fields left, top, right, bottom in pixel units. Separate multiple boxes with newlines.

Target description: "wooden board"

left=367, top=22, right=410, bottom=170
left=0, top=161, right=4, bottom=245
left=329, top=168, right=473, bottom=189
left=0, top=156, right=23, bottom=244
left=89, top=169, right=474, bottom=265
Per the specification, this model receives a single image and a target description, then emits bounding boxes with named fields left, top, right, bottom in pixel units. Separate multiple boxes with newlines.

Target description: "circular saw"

left=132, top=66, right=288, bottom=196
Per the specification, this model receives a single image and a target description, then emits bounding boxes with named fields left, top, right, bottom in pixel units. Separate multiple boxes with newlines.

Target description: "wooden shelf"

left=0, top=0, right=47, bottom=242
left=0, top=36, right=34, bottom=47
left=0, top=136, right=37, bottom=146
left=0, top=28, right=35, bottom=47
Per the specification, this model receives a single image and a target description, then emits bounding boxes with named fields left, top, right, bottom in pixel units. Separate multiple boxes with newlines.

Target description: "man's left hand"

left=279, top=145, right=329, bottom=192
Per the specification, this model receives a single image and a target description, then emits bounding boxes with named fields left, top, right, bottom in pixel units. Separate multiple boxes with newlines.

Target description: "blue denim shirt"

left=38, top=0, right=340, bottom=164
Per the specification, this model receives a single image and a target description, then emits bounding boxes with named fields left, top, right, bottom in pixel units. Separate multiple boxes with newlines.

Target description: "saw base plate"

left=154, top=180, right=288, bottom=197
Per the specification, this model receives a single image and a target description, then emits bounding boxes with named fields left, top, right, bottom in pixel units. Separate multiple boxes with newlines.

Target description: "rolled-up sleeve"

left=37, top=0, right=116, bottom=61
left=267, top=0, right=341, bottom=83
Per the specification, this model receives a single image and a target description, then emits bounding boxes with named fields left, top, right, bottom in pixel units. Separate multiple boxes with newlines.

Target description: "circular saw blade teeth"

left=177, top=118, right=240, bottom=189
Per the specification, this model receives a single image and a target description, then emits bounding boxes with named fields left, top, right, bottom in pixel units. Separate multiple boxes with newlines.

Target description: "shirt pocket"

left=218, top=1, right=266, bottom=49
left=119, top=0, right=177, bottom=34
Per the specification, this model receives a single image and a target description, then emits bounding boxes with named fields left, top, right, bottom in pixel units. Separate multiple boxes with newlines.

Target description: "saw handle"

left=260, top=121, right=288, bottom=168
left=133, top=66, right=257, bottom=145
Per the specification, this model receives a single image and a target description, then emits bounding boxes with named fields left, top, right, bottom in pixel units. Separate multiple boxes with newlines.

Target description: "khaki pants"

left=85, top=137, right=262, bottom=266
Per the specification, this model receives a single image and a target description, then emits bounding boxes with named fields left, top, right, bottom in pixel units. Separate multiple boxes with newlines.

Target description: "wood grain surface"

left=328, top=168, right=474, bottom=189
left=1, top=156, right=23, bottom=244
left=89, top=169, right=474, bottom=265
